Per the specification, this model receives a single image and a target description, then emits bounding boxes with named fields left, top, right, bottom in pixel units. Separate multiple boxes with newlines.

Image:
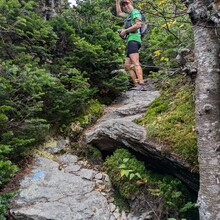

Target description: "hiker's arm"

left=116, top=0, right=125, bottom=18
left=127, top=18, right=141, bottom=32
left=119, top=18, right=141, bottom=38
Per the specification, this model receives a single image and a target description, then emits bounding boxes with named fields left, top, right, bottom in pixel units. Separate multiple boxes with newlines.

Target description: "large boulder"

left=84, top=88, right=199, bottom=191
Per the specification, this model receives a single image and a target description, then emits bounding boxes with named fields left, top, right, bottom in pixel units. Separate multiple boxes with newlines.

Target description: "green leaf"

left=124, top=170, right=130, bottom=177
left=129, top=173, right=135, bottom=180
left=124, top=170, right=133, bottom=177
left=120, top=169, right=125, bottom=177
left=123, top=158, right=129, bottom=163
left=135, top=173, right=142, bottom=179
left=119, top=164, right=126, bottom=169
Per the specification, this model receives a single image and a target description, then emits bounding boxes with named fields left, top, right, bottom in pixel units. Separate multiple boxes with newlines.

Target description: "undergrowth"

left=0, top=192, right=16, bottom=220
left=103, top=148, right=198, bottom=219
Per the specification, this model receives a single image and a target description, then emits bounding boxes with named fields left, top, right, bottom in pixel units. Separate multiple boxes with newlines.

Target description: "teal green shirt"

left=125, top=9, right=142, bottom=44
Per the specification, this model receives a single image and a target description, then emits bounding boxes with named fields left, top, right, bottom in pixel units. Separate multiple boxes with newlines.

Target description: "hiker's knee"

left=124, top=63, right=131, bottom=71
left=133, top=62, right=141, bottom=67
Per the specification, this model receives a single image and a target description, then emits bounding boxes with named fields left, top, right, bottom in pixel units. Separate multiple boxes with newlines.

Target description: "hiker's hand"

left=119, top=29, right=127, bottom=38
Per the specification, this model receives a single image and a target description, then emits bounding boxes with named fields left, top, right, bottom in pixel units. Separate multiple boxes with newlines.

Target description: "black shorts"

left=126, top=41, right=141, bottom=57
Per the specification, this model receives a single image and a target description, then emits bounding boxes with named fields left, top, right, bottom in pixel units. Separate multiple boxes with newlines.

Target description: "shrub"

left=0, top=192, right=16, bottom=220
left=103, top=148, right=198, bottom=219
left=103, top=148, right=149, bottom=199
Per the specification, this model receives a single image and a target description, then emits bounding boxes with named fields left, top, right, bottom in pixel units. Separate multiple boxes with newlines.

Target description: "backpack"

left=124, top=10, right=148, bottom=37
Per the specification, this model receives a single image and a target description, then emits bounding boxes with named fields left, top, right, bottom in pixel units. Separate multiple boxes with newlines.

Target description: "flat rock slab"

left=10, top=157, right=112, bottom=220
left=85, top=89, right=160, bottom=151
left=84, top=88, right=199, bottom=191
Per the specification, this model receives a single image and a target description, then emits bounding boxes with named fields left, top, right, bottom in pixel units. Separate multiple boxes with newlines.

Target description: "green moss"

left=136, top=76, right=197, bottom=168
left=86, top=145, right=102, bottom=161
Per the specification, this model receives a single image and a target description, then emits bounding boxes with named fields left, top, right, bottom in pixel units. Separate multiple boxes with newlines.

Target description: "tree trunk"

left=193, top=1, right=220, bottom=218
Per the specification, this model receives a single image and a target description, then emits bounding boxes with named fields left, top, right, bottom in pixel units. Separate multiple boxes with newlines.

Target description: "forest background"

left=0, top=0, right=211, bottom=218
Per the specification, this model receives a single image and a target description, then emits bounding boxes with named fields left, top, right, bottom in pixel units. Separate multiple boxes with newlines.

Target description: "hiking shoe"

left=129, top=83, right=138, bottom=90
left=132, top=84, right=147, bottom=91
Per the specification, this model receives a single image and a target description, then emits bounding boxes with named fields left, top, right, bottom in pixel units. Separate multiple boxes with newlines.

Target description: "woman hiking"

left=116, top=0, right=146, bottom=90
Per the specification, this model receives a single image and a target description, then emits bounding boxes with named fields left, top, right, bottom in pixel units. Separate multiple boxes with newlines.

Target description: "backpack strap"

left=124, top=14, right=132, bottom=29
left=124, top=10, right=142, bottom=34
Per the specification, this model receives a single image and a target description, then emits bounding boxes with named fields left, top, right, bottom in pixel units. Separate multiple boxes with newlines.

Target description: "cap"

left=121, top=0, right=130, bottom=4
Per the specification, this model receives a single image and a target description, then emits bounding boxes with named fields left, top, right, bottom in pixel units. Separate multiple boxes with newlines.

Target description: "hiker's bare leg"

left=129, top=53, right=144, bottom=84
left=124, top=57, right=138, bottom=85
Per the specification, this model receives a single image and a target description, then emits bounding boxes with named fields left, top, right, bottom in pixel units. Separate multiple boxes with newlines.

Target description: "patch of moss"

left=33, top=149, right=55, bottom=160
left=136, top=76, right=197, bottom=168
left=85, top=145, right=103, bottom=163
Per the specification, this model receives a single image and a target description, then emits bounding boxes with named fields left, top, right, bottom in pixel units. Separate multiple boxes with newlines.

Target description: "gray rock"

left=110, top=215, right=117, bottom=220
left=64, top=164, right=81, bottom=173
left=78, top=168, right=96, bottom=180
left=84, top=89, right=199, bottom=191
left=95, top=173, right=103, bottom=180
left=121, top=210, right=127, bottom=220
left=127, top=213, right=140, bottom=220
left=113, top=209, right=120, bottom=219
left=104, top=175, right=111, bottom=189
left=109, top=203, right=116, bottom=212
left=10, top=157, right=112, bottom=220
left=57, top=154, right=78, bottom=165
left=47, top=139, right=69, bottom=154
left=96, top=180, right=104, bottom=185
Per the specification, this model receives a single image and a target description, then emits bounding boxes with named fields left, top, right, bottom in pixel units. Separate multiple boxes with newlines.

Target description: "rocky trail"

left=8, top=79, right=198, bottom=219
left=9, top=139, right=151, bottom=220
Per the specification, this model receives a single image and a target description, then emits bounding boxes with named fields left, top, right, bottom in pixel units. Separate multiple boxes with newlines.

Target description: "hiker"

left=116, top=0, right=145, bottom=90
